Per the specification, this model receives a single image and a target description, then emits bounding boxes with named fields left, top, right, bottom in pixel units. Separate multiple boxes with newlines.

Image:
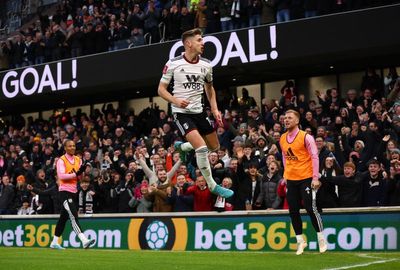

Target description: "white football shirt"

left=160, top=55, right=213, bottom=114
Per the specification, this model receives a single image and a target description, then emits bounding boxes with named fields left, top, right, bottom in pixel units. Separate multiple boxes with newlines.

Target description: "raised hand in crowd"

left=382, top=134, right=391, bottom=142
left=235, top=146, right=244, bottom=160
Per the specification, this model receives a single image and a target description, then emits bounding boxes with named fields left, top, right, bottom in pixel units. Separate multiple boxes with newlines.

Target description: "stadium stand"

left=0, top=2, right=399, bottom=215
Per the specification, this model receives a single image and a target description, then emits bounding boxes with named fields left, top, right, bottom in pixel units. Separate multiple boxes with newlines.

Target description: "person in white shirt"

left=158, top=28, right=233, bottom=199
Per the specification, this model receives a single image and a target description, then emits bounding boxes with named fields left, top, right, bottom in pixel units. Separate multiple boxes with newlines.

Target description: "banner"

left=1, top=211, right=399, bottom=251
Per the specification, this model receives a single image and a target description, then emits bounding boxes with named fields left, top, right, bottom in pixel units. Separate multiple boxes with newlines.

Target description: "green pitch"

left=0, top=248, right=399, bottom=270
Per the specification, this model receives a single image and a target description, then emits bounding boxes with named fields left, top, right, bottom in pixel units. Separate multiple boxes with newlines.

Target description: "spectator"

left=67, top=26, right=84, bottom=57
left=180, top=6, right=195, bottom=33
left=28, top=178, right=61, bottom=214
left=167, top=173, right=194, bottom=211
left=131, top=27, right=145, bottom=47
left=107, top=21, right=119, bottom=51
left=238, top=88, right=257, bottom=116
left=78, top=176, right=95, bottom=214
left=0, top=175, right=15, bottom=214
left=11, top=35, right=26, bottom=68
left=214, top=177, right=234, bottom=211
left=304, top=0, right=318, bottom=18
left=14, top=175, right=31, bottom=212
left=194, top=0, right=208, bottom=33
left=184, top=175, right=214, bottom=211
left=361, top=159, right=387, bottom=207
left=83, top=23, right=96, bottom=55
left=318, top=156, right=340, bottom=208
left=387, top=159, right=400, bottom=206
left=248, top=0, right=262, bottom=27
left=32, top=169, right=53, bottom=214
left=143, top=0, right=160, bottom=43
left=25, top=35, right=36, bottom=66
left=261, top=0, right=275, bottom=24
left=315, top=136, right=333, bottom=169
left=255, top=160, right=282, bottom=209
left=17, top=198, right=34, bottom=215
left=204, top=0, right=221, bottom=34
left=0, top=41, right=10, bottom=70
left=145, top=168, right=173, bottom=212
left=275, top=0, right=291, bottom=22
left=361, top=68, right=382, bottom=99
left=131, top=180, right=153, bottom=213
left=235, top=148, right=262, bottom=210
left=219, top=0, right=234, bottom=31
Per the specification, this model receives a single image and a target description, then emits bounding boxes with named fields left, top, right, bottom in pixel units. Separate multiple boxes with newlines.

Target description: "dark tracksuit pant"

left=54, top=191, right=83, bottom=237
left=286, top=178, right=324, bottom=235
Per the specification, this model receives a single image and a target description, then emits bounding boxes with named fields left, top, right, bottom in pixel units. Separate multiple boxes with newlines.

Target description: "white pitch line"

left=323, top=258, right=398, bottom=270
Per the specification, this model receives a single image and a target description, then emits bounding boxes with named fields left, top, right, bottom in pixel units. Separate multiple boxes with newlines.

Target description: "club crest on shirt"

left=68, top=198, right=73, bottom=203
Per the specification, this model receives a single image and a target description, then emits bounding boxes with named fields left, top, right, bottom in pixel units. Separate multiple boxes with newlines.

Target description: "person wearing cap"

left=130, top=180, right=153, bottom=213
left=158, top=28, right=233, bottom=199
left=248, top=106, right=264, bottom=127
left=279, top=109, right=327, bottom=255
left=228, top=121, right=249, bottom=143
left=50, top=139, right=95, bottom=250
left=314, top=104, right=328, bottom=126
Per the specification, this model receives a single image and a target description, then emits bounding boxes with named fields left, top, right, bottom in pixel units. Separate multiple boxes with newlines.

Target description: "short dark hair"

left=182, top=28, right=202, bottom=43
left=63, top=139, right=74, bottom=148
left=248, top=162, right=258, bottom=169
left=367, top=158, right=380, bottom=166
left=285, top=109, right=300, bottom=120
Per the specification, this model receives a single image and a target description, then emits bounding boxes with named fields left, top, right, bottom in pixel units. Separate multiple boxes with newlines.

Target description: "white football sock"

left=78, top=233, right=88, bottom=243
left=52, top=236, right=59, bottom=245
left=296, top=235, right=305, bottom=243
left=195, top=146, right=216, bottom=190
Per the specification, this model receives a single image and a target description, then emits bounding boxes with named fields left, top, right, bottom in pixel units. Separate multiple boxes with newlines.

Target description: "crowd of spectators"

left=1, top=0, right=399, bottom=70
left=0, top=68, right=399, bottom=215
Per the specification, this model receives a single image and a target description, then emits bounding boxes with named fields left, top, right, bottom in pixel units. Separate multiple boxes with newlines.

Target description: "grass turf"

left=0, top=247, right=399, bottom=270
